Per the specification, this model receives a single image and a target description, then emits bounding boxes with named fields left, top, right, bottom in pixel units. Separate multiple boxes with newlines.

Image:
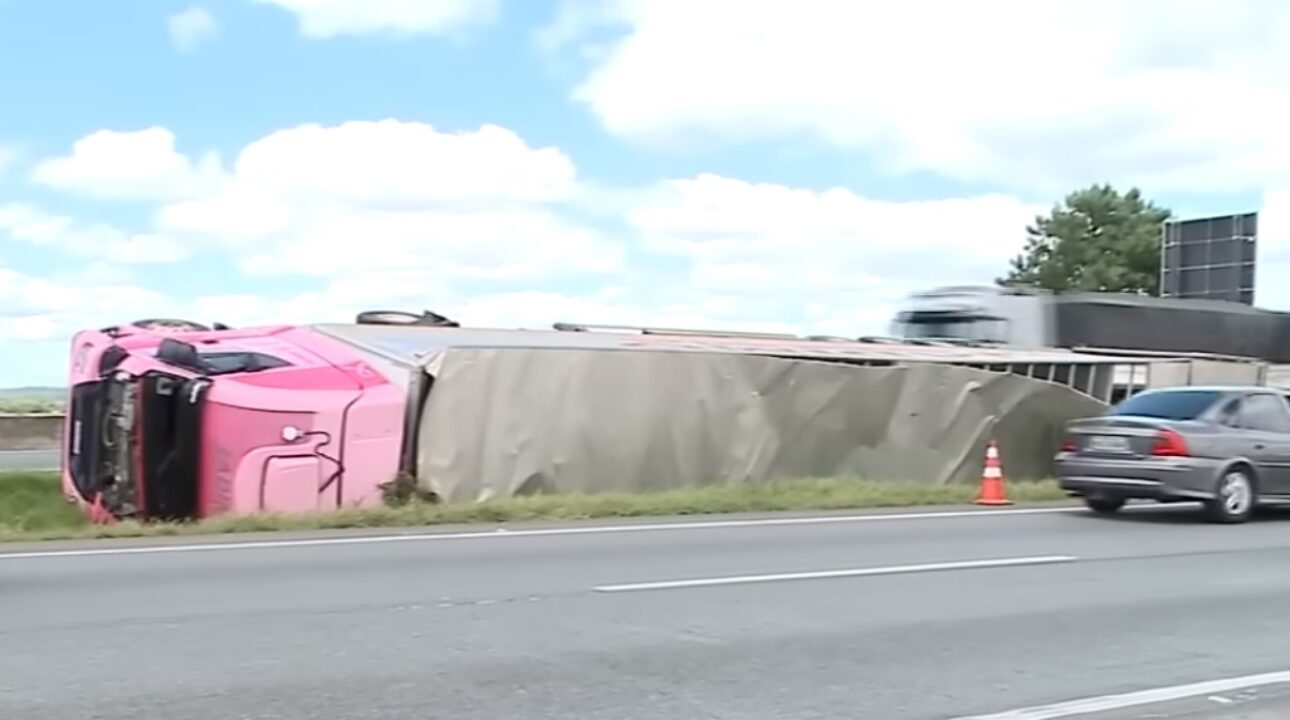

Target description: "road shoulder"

left=0, top=501, right=1080, bottom=555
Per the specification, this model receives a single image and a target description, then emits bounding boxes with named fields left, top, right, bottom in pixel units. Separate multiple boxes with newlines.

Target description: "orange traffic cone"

left=974, top=439, right=1013, bottom=506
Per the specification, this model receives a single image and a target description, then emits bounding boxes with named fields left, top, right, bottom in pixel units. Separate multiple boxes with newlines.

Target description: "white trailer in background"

left=890, top=286, right=1276, bottom=397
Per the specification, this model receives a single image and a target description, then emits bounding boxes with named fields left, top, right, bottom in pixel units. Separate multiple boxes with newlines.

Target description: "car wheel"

left=1083, top=495, right=1126, bottom=515
left=1203, top=467, right=1256, bottom=524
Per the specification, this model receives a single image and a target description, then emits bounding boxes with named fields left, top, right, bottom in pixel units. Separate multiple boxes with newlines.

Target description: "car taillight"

left=1149, top=429, right=1189, bottom=457
left=1060, top=436, right=1077, bottom=452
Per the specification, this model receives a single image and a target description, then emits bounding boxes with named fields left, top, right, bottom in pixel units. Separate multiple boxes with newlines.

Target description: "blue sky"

left=0, top=0, right=1287, bottom=386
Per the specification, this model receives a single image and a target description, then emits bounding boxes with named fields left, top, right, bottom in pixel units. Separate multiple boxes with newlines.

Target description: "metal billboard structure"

left=1160, top=212, right=1258, bottom=305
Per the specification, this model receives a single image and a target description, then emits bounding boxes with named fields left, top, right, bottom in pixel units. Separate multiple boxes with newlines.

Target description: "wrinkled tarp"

left=415, top=348, right=1107, bottom=503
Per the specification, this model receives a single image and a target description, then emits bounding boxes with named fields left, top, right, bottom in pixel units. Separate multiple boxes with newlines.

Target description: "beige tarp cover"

left=415, top=348, right=1106, bottom=503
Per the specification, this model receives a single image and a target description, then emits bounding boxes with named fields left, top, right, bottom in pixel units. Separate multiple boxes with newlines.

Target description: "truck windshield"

left=199, top=351, right=291, bottom=374
left=154, top=338, right=291, bottom=376
left=894, top=311, right=1007, bottom=342
left=1110, top=390, right=1222, bottom=420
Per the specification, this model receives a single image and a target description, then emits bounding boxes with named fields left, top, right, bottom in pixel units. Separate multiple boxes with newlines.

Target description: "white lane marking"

left=0, top=506, right=1076, bottom=561
left=950, top=669, right=1290, bottom=720
left=593, top=555, right=1078, bottom=593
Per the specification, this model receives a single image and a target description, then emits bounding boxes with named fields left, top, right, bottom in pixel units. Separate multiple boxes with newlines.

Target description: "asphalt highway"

left=5, top=503, right=1290, bottom=720
left=0, top=449, right=57, bottom=470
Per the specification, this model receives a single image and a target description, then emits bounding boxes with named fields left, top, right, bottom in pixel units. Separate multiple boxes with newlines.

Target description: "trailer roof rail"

left=933, top=337, right=998, bottom=348
left=552, top=321, right=798, bottom=340
left=902, top=339, right=963, bottom=347
left=1068, top=345, right=1263, bottom=363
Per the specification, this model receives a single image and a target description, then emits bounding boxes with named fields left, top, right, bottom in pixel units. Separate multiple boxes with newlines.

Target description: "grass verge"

left=0, top=471, right=1068, bottom=543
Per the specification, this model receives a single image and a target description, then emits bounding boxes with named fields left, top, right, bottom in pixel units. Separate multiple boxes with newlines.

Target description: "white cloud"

left=534, top=0, right=626, bottom=60
left=149, top=120, right=620, bottom=283
left=1253, top=188, right=1290, bottom=311
left=187, top=286, right=597, bottom=331
left=168, top=5, right=218, bottom=53
left=30, top=127, right=224, bottom=201
left=556, top=0, right=1290, bottom=194
left=0, top=203, right=188, bottom=264
left=252, top=0, right=499, bottom=38
left=188, top=291, right=338, bottom=329
left=444, top=289, right=809, bottom=336
left=626, top=173, right=1044, bottom=331
left=32, top=118, right=1052, bottom=341
left=166, top=171, right=1044, bottom=339
left=186, top=285, right=807, bottom=339
left=0, top=264, right=168, bottom=343
left=49, top=115, right=1290, bottom=348
left=237, top=208, right=622, bottom=279
left=219, top=121, right=576, bottom=206
left=139, top=119, right=1044, bottom=336
left=184, top=173, right=1290, bottom=338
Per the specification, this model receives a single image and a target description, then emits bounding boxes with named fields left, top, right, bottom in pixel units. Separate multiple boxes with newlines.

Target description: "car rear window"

left=1109, top=390, right=1222, bottom=420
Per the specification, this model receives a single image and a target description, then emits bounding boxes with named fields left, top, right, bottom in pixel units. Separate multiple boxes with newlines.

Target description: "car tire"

left=1083, top=495, right=1126, bottom=515
left=1203, top=467, right=1257, bottom=524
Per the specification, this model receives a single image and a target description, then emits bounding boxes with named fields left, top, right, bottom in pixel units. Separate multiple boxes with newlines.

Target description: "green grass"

left=0, top=400, right=64, bottom=414
left=0, top=386, right=66, bottom=414
left=0, top=472, right=89, bottom=538
left=0, top=471, right=1069, bottom=543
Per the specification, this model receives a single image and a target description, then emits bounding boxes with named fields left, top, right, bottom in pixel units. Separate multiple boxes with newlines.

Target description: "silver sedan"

left=1056, top=386, right=1290, bottom=523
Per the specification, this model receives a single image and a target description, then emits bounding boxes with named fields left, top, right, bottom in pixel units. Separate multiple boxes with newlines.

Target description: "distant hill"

left=0, top=386, right=65, bottom=413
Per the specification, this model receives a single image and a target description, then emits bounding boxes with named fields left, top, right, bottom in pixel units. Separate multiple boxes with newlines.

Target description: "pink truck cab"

left=62, top=319, right=406, bottom=522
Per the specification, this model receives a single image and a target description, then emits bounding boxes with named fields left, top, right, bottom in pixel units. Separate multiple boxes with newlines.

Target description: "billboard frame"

left=1159, top=212, right=1258, bottom=306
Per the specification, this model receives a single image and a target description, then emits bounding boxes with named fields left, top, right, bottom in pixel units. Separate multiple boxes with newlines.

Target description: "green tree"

left=999, top=184, right=1172, bottom=295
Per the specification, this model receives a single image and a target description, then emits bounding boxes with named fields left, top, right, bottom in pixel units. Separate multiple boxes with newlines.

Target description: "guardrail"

left=0, top=413, right=64, bottom=451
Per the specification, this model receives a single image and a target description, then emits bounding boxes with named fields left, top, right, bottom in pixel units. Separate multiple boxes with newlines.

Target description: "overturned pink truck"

left=63, top=312, right=1151, bottom=523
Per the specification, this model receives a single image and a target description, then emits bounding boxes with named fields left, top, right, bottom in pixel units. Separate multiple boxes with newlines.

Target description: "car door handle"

left=1254, top=443, right=1267, bottom=450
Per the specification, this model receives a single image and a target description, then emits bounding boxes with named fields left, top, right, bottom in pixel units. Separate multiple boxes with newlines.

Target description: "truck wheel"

left=1203, top=468, right=1256, bottom=524
left=356, top=310, right=460, bottom=327
left=1084, top=495, right=1126, bottom=514
left=356, top=310, right=424, bottom=325
left=132, top=318, right=210, bottom=331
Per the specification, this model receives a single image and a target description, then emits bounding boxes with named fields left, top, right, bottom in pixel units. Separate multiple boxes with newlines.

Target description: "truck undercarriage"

left=66, top=371, right=208, bottom=521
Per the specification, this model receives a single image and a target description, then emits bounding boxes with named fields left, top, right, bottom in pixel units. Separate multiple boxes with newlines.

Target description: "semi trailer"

left=63, top=312, right=1148, bottom=522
